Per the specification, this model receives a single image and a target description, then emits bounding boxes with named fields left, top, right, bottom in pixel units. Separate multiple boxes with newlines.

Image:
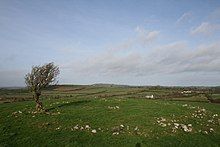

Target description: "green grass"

left=212, top=94, right=220, bottom=100
left=1, top=95, right=220, bottom=146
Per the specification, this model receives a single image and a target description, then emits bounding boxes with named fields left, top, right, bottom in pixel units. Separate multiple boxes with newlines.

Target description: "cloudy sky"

left=0, top=0, right=220, bottom=87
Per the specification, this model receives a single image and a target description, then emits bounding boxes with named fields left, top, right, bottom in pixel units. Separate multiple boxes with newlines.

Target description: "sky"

left=0, top=0, right=220, bottom=87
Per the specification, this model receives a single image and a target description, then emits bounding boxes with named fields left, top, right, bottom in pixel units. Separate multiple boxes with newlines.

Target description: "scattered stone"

left=210, top=128, right=214, bottom=132
left=180, top=124, right=192, bottom=132
left=208, top=119, right=213, bottom=123
left=74, top=125, right=79, bottom=130
left=115, top=106, right=120, bottom=109
left=172, top=128, right=177, bottom=133
left=112, top=132, right=119, bottom=135
left=173, top=123, right=179, bottom=129
left=108, top=106, right=120, bottom=109
left=134, top=126, right=139, bottom=131
left=182, top=104, right=188, bottom=107
left=127, top=126, right=129, bottom=130
left=188, top=124, right=192, bottom=127
left=91, top=129, right=97, bottom=134
left=213, top=114, right=218, bottom=117
left=174, top=123, right=179, bottom=127
left=160, top=117, right=166, bottom=122
left=181, top=124, right=186, bottom=130
left=160, top=123, right=167, bottom=127
left=187, top=128, right=192, bottom=132
left=85, top=125, right=90, bottom=129
left=201, top=108, right=206, bottom=112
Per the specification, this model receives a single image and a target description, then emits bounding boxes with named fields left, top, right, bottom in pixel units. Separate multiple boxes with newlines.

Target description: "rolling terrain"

left=0, top=85, right=220, bottom=146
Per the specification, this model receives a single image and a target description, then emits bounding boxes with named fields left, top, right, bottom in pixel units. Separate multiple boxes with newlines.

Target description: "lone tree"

left=25, top=62, right=60, bottom=111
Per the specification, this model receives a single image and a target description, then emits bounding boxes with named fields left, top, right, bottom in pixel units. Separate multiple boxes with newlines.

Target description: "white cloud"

left=70, top=49, right=141, bottom=76
left=65, top=41, right=220, bottom=78
left=139, top=30, right=160, bottom=45
left=176, top=12, right=192, bottom=25
left=106, top=26, right=160, bottom=52
left=190, top=22, right=220, bottom=35
left=108, top=39, right=135, bottom=52
left=135, top=26, right=160, bottom=45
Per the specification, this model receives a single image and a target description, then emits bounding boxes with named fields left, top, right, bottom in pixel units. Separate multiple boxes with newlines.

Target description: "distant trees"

left=25, top=63, right=60, bottom=111
left=205, top=88, right=214, bottom=103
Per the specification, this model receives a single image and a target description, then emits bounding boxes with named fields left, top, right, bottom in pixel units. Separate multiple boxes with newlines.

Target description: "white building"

left=181, top=91, right=192, bottom=94
left=145, top=95, right=154, bottom=99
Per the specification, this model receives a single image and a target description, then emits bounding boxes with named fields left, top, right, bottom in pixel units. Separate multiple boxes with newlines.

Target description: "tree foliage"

left=25, top=62, right=60, bottom=111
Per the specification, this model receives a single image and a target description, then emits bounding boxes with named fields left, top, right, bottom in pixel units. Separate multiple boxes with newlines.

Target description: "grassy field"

left=0, top=85, right=220, bottom=146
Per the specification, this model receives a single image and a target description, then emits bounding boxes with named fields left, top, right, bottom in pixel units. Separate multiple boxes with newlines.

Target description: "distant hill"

left=91, top=83, right=130, bottom=88
left=0, top=87, right=25, bottom=90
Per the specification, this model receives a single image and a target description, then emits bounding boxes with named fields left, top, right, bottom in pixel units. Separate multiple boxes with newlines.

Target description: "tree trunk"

left=34, top=92, right=43, bottom=111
